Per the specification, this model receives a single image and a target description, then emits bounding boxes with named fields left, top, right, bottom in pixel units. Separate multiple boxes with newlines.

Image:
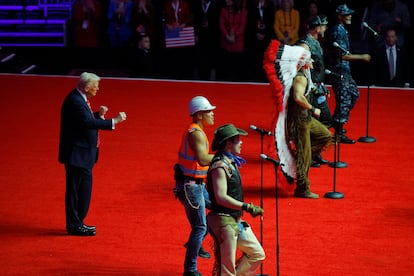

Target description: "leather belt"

left=184, top=177, right=204, bottom=185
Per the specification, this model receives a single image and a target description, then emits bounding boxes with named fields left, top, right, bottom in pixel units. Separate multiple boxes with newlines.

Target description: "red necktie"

left=87, top=99, right=100, bottom=147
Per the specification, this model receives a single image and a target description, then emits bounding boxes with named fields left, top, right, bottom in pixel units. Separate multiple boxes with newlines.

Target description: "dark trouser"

left=65, top=165, right=93, bottom=229
left=331, top=73, right=359, bottom=124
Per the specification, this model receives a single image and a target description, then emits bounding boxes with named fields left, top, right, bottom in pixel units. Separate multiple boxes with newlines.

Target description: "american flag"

left=165, top=27, right=195, bottom=48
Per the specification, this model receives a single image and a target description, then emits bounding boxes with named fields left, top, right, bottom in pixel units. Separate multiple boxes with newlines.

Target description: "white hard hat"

left=188, top=96, right=216, bottom=116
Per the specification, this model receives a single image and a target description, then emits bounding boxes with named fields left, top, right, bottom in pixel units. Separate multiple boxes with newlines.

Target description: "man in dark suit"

left=129, top=33, right=155, bottom=78
left=192, top=0, right=221, bottom=81
left=59, top=72, right=127, bottom=236
left=373, top=28, right=410, bottom=88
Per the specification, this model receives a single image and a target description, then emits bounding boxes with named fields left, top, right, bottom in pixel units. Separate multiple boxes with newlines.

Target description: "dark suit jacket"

left=373, top=45, right=410, bottom=87
left=58, top=89, right=113, bottom=169
left=129, top=48, right=155, bottom=78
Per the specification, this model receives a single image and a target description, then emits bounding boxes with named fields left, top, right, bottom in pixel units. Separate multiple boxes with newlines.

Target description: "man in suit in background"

left=373, top=28, right=410, bottom=88
left=59, top=72, right=127, bottom=236
left=129, top=33, right=155, bottom=78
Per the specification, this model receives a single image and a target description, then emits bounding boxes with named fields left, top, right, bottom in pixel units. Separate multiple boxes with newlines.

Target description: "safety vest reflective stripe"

left=177, top=123, right=209, bottom=179
left=181, top=167, right=207, bottom=177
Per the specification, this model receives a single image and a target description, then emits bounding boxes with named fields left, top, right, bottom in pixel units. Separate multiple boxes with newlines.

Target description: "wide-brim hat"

left=336, top=4, right=354, bottom=15
left=212, top=124, right=247, bottom=151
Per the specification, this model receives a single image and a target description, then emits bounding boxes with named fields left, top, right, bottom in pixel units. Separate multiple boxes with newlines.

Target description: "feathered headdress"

left=263, top=40, right=312, bottom=183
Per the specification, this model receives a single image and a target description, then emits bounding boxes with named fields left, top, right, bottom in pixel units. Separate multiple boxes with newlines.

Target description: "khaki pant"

left=207, top=213, right=265, bottom=276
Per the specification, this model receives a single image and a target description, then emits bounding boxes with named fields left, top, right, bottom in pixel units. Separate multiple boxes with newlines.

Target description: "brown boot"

left=294, top=190, right=319, bottom=198
left=294, top=183, right=319, bottom=199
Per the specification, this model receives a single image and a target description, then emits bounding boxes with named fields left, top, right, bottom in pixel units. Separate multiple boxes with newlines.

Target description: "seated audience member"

left=273, top=0, right=300, bottom=45
left=245, top=0, right=275, bottom=81
left=107, top=0, right=134, bottom=48
left=299, top=0, right=319, bottom=38
left=217, top=0, right=248, bottom=81
left=131, top=0, right=160, bottom=50
left=71, top=0, right=103, bottom=47
left=162, top=0, right=195, bottom=79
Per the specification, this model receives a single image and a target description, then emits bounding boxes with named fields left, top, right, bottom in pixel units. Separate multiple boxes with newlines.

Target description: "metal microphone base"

left=324, top=191, right=344, bottom=199
left=358, top=136, right=376, bottom=143
left=328, top=161, right=348, bottom=168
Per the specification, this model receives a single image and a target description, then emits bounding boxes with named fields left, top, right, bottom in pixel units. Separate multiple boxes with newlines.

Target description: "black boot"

left=339, top=134, right=356, bottom=144
left=310, top=159, right=321, bottom=168
left=313, top=154, right=329, bottom=165
left=183, top=243, right=210, bottom=259
left=332, top=122, right=355, bottom=144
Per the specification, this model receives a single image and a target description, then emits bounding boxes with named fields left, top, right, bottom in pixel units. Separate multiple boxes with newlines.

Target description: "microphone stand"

left=358, top=36, right=376, bottom=143
left=260, top=154, right=280, bottom=276
left=326, top=69, right=345, bottom=199
left=326, top=119, right=345, bottom=198
left=273, top=160, right=280, bottom=276
left=357, top=83, right=376, bottom=143
left=325, top=141, right=345, bottom=198
left=253, top=129, right=268, bottom=276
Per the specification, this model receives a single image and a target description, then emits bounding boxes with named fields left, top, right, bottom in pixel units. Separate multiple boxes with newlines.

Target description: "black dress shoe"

left=183, top=243, right=210, bottom=259
left=314, top=155, right=329, bottom=165
left=68, top=225, right=96, bottom=236
left=198, top=247, right=210, bottom=259
left=183, top=271, right=202, bottom=276
left=331, top=123, right=347, bottom=135
left=83, top=224, right=96, bottom=231
left=339, top=135, right=356, bottom=144
left=310, top=160, right=321, bottom=167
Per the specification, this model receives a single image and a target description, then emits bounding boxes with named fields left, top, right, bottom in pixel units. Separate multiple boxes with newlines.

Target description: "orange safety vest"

left=177, top=123, right=209, bottom=179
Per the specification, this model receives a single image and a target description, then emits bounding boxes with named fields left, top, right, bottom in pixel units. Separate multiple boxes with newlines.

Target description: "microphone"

left=325, top=69, right=343, bottom=79
left=250, top=125, right=272, bottom=136
left=333, top=42, right=350, bottom=55
left=260, top=154, right=280, bottom=165
left=362, top=22, right=378, bottom=36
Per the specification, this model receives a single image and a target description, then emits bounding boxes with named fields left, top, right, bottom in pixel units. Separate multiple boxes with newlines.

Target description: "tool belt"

left=173, top=164, right=203, bottom=184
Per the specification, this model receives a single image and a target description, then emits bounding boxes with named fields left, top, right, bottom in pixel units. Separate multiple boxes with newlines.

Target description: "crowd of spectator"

left=66, top=0, right=412, bottom=85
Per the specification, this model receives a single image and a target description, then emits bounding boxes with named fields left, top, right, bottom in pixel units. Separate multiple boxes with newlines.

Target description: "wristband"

left=242, top=203, right=248, bottom=211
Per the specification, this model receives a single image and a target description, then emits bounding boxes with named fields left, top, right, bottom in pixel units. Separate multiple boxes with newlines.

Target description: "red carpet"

left=0, top=74, right=413, bottom=275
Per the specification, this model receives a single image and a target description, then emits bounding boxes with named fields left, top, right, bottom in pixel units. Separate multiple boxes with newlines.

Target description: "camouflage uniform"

left=328, top=23, right=359, bottom=125
left=299, top=34, right=332, bottom=127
